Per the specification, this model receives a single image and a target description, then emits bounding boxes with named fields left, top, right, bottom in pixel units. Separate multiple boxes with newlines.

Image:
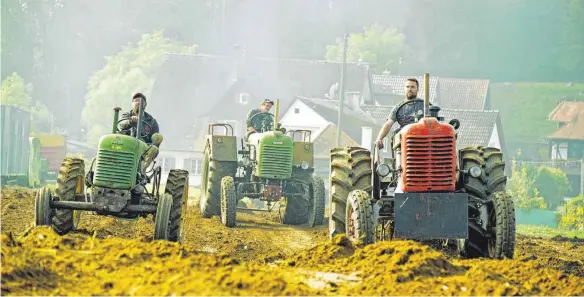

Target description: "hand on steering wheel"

left=249, top=112, right=275, bottom=131
left=394, top=98, right=425, bottom=127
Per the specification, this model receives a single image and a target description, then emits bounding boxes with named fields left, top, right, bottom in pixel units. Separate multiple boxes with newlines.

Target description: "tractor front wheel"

left=220, top=176, right=237, bottom=227
left=53, top=157, right=85, bottom=235
left=154, top=193, right=174, bottom=240
left=458, top=146, right=515, bottom=259
left=164, top=169, right=189, bottom=243
left=345, top=190, right=375, bottom=245
left=35, top=187, right=53, bottom=226
left=308, top=176, right=326, bottom=227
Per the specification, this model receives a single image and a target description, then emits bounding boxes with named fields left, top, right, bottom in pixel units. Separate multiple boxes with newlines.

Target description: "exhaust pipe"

left=423, top=73, right=430, bottom=118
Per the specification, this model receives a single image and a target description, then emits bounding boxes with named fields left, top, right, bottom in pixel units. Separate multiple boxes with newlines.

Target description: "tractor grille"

left=404, top=135, right=456, bottom=191
left=258, top=144, right=293, bottom=179
left=93, top=149, right=136, bottom=188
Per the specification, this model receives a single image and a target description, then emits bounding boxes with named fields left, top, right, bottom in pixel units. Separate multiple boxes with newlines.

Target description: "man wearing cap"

left=118, top=93, right=162, bottom=169
left=245, top=99, right=275, bottom=133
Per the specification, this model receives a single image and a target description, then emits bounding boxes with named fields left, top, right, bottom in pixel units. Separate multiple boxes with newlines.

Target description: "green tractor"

left=199, top=99, right=326, bottom=227
left=34, top=98, right=189, bottom=242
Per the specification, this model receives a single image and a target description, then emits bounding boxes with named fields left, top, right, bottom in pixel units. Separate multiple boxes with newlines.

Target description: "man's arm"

left=150, top=119, right=161, bottom=147
left=117, top=112, right=135, bottom=132
left=246, top=109, right=257, bottom=131
left=374, top=106, right=398, bottom=148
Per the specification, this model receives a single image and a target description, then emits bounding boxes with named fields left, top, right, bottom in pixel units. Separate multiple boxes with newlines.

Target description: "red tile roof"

left=547, top=112, right=584, bottom=140
left=548, top=101, right=584, bottom=123
left=371, top=74, right=490, bottom=110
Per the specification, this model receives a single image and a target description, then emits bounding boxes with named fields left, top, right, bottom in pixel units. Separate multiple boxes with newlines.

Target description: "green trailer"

left=1, top=105, right=44, bottom=187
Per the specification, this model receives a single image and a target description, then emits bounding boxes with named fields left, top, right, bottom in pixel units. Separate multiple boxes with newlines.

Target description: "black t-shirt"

left=387, top=98, right=428, bottom=126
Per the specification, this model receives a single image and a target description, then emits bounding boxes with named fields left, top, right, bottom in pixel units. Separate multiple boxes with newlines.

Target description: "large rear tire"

left=220, top=176, right=237, bottom=227
left=35, top=187, right=53, bottom=226
left=458, top=146, right=515, bottom=259
left=164, top=169, right=189, bottom=243
left=329, top=147, right=372, bottom=238
left=308, top=176, right=326, bottom=227
left=53, top=157, right=84, bottom=235
left=346, top=190, right=375, bottom=245
left=199, top=142, right=236, bottom=218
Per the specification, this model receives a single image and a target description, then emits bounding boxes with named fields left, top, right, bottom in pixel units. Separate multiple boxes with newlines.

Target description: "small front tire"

left=154, top=193, right=174, bottom=240
left=345, top=190, right=375, bottom=245
left=35, top=187, right=53, bottom=226
left=220, top=176, right=237, bottom=228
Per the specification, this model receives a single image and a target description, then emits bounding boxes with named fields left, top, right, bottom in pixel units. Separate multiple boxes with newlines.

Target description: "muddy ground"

left=1, top=186, right=583, bottom=296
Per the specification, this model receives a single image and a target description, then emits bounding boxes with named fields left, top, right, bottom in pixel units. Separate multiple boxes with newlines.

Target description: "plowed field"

left=2, top=186, right=583, bottom=296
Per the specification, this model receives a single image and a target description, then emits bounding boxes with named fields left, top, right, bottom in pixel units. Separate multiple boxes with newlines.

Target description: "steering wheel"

left=394, top=98, right=425, bottom=127
left=132, top=120, right=153, bottom=139
left=249, top=112, right=275, bottom=132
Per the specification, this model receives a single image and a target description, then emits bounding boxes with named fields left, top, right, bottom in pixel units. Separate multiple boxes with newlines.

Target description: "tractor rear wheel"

left=35, top=187, right=53, bottom=226
left=199, top=142, right=236, bottom=218
left=329, top=147, right=372, bottom=238
left=53, top=157, right=84, bottom=235
left=346, top=190, right=375, bottom=245
left=164, top=169, right=189, bottom=242
left=458, top=146, right=515, bottom=259
left=308, top=176, right=326, bottom=227
left=154, top=193, right=174, bottom=240
left=220, top=176, right=237, bottom=227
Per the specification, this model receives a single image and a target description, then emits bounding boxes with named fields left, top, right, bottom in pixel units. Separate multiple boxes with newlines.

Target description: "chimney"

left=345, top=92, right=361, bottom=110
left=361, top=126, right=372, bottom=151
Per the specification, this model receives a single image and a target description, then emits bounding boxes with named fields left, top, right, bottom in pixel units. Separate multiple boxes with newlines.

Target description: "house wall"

left=156, top=150, right=204, bottom=186
left=488, top=123, right=502, bottom=149
left=280, top=100, right=329, bottom=138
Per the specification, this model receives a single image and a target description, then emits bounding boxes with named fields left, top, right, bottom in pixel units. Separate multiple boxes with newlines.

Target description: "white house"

left=155, top=149, right=203, bottom=186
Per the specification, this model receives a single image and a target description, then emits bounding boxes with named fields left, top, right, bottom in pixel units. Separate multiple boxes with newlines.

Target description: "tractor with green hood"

left=34, top=98, right=189, bottom=242
left=199, top=99, right=326, bottom=227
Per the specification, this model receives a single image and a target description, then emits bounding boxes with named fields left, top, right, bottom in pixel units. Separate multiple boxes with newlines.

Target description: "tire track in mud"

left=1, top=186, right=327, bottom=262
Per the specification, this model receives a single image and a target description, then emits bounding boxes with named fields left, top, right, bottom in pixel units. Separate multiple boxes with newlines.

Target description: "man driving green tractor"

left=117, top=92, right=163, bottom=169
left=246, top=98, right=275, bottom=134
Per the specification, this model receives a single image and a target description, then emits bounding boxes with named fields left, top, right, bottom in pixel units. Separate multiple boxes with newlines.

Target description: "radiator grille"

left=258, top=144, right=293, bottom=179
left=404, top=135, right=456, bottom=191
left=93, top=149, right=136, bottom=188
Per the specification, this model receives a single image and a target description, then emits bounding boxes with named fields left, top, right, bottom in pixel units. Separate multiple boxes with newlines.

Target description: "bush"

left=531, top=166, right=571, bottom=209
left=507, top=159, right=570, bottom=210
left=558, top=196, right=584, bottom=230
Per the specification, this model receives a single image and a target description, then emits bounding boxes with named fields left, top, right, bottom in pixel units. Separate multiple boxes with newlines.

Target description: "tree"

left=324, top=24, right=407, bottom=72
left=81, top=30, right=196, bottom=146
left=1, top=72, right=54, bottom=133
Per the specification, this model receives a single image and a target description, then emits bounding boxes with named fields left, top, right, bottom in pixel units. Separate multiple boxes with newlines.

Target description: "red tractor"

left=329, top=73, right=515, bottom=259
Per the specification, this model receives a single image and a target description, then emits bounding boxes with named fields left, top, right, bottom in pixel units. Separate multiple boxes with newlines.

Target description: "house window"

left=159, top=157, right=175, bottom=173
left=294, top=108, right=300, bottom=114
left=238, top=93, right=250, bottom=105
left=183, top=158, right=202, bottom=175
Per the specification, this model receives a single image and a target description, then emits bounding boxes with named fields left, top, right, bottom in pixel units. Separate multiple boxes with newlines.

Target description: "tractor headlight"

left=375, top=164, right=391, bottom=177
left=469, top=165, right=482, bottom=178
left=300, top=161, right=309, bottom=170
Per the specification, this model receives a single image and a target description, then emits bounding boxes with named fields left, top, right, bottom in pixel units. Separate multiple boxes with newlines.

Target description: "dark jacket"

left=117, top=111, right=160, bottom=145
